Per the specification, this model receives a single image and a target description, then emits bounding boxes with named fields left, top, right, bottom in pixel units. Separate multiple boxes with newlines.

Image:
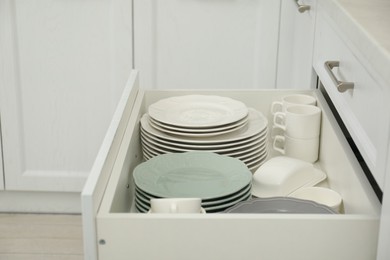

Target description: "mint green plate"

left=133, top=152, right=252, bottom=200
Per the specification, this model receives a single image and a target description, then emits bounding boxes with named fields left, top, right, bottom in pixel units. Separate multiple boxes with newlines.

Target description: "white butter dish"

left=251, top=156, right=327, bottom=198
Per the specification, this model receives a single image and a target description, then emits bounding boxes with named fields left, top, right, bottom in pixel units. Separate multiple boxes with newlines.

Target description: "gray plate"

left=223, top=197, right=337, bottom=214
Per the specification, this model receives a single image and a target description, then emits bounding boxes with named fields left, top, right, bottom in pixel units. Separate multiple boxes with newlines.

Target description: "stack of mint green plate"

left=133, top=152, right=252, bottom=213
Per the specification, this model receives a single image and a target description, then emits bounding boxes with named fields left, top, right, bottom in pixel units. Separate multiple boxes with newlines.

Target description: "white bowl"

left=288, top=187, right=343, bottom=213
left=251, top=156, right=326, bottom=198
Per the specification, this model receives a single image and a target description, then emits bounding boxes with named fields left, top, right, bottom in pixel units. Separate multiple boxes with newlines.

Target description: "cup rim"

left=283, top=94, right=316, bottom=103
left=285, top=104, right=321, bottom=115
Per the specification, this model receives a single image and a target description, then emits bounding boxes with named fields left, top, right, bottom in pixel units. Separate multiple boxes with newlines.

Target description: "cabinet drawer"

left=82, top=70, right=380, bottom=260
left=313, top=9, right=390, bottom=190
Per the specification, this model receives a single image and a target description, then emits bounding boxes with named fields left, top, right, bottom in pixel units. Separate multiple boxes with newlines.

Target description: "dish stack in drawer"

left=139, top=95, right=269, bottom=172
left=133, top=152, right=253, bottom=213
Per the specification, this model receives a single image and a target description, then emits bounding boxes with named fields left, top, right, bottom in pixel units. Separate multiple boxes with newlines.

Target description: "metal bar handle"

left=294, top=0, right=310, bottom=13
left=324, top=61, right=354, bottom=93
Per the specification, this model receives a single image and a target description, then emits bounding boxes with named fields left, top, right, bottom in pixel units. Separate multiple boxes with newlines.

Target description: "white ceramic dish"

left=148, top=95, right=248, bottom=128
left=251, top=156, right=327, bottom=198
left=140, top=126, right=266, bottom=150
left=140, top=108, right=267, bottom=144
left=140, top=131, right=267, bottom=156
left=149, top=118, right=247, bottom=137
left=149, top=114, right=248, bottom=134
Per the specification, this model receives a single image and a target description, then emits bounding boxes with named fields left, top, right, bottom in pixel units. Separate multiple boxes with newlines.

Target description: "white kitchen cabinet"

left=134, top=0, right=281, bottom=89
left=82, top=70, right=380, bottom=260
left=377, top=154, right=390, bottom=260
left=0, top=125, right=4, bottom=190
left=313, top=4, right=390, bottom=191
left=0, top=0, right=132, bottom=199
left=277, top=0, right=317, bottom=89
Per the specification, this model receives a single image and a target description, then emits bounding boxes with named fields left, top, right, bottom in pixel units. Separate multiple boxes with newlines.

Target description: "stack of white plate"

left=140, top=95, right=269, bottom=172
left=133, top=152, right=253, bottom=213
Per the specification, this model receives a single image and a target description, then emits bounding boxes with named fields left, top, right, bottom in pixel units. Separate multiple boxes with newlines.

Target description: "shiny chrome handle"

left=324, top=61, right=354, bottom=93
left=294, top=0, right=310, bottom=13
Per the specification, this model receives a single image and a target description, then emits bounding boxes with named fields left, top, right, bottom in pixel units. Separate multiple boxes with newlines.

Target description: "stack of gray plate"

left=140, top=95, right=269, bottom=172
left=133, top=152, right=253, bottom=213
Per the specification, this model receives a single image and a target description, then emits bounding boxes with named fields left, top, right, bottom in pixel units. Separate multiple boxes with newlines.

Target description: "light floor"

left=0, top=213, right=83, bottom=260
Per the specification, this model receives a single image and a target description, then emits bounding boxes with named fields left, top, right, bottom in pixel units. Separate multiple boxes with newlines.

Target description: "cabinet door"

left=134, top=0, right=281, bottom=89
left=0, top=0, right=133, bottom=192
left=377, top=153, right=390, bottom=259
left=0, top=123, right=4, bottom=190
left=276, top=0, right=317, bottom=89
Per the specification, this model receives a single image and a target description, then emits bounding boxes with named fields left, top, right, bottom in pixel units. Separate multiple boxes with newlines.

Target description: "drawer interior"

left=98, top=89, right=380, bottom=216
left=92, top=88, right=381, bottom=260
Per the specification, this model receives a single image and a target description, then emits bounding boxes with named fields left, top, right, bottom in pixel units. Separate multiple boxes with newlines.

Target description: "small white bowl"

left=288, top=187, right=343, bottom=213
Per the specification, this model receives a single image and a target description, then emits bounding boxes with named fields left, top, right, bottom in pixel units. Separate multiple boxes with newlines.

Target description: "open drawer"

left=82, top=70, right=380, bottom=260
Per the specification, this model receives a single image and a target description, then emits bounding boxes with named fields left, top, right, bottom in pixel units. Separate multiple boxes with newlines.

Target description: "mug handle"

left=273, top=135, right=286, bottom=154
left=271, top=101, right=283, bottom=115
left=271, top=125, right=285, bottom=139
left=273, top=112, right=286, bottom=129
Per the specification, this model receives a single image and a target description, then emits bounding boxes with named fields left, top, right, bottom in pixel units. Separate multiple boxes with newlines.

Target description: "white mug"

left=273, top=135, right=319, bottom=163
left=273, top=105, right=321, bottom=139
left=150, top=198, right=202, bottom=213
left=271, top=94, right=317, bottom=115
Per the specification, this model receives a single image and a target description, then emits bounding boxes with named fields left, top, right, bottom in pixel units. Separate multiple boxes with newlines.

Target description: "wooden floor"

left=0, top=213, right=84, bottom=260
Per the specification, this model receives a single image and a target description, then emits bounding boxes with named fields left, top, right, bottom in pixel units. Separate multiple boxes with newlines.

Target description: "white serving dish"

left=82, top=71, right=380, bottom=260
left=251, top=156, right=327, bottom=197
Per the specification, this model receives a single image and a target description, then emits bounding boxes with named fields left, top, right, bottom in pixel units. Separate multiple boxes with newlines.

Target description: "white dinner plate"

left=148, top=95, right=248, bottom=128
left=149, top=114, right=248, bottom=134
left=140, top=126, right=267, bottom=150
left=140, top=139, right=267, bottom=165
left=149, top=118, right=247, bottom=137
left=140, top=108, right=268, bottom=145
left=140, top=131, right=267, bottom=156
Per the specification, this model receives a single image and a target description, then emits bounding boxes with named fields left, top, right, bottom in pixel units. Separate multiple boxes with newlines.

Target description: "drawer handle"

left=294, top=0, right=310, bottom=13
left=324, top=61, right=354, bottom=93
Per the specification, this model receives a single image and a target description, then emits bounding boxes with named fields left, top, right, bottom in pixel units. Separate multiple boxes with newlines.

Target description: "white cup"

left=273, top=105, right=322, bottom=139
left=273, top=135, right=319, bottom=163
left=271, top=94, right=317, bottom=115
left=150, top=198, right=202, bottom=213
left=288, top=187, right=343, bottom=213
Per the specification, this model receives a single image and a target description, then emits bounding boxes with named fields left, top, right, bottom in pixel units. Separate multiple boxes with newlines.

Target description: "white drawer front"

left=313, top=10, right=390, bottom=190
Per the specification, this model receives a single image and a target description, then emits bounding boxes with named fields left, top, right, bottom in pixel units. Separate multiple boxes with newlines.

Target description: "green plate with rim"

left=133, top=152, right=252, bottom=200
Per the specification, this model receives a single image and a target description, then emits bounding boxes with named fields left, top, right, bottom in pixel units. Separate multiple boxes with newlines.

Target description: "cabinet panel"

left=0, top=0, right=133, bottom=192
left=277, top=0, right=317, bottom=89
left=134, top=0, right=281, bottom=89
left=313, top=9, right=390, bottom=190
left=0, top=121, right=4, bottom=190
left=377, top=151, right=390, bottom=259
